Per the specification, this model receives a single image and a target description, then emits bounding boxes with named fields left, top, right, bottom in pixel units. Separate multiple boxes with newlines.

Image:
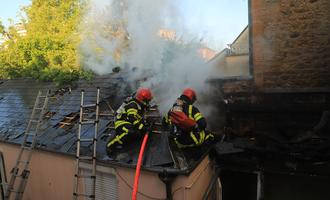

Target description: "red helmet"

left=182, top=88, right=197, bottom=102
left=135, top=88, right=153, bottom=103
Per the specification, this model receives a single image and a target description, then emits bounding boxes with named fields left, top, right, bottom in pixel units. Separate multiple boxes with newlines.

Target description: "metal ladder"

left=73, top=88, right=100, bottom=200
left=5, top=90, right=50, bottom=200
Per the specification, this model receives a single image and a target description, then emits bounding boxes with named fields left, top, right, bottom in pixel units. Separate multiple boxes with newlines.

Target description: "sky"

left=177, top=0, right=248, bottom=50
left=0, top=0, right=248, bottom=51
left=0, top=0, right=31, bottom=27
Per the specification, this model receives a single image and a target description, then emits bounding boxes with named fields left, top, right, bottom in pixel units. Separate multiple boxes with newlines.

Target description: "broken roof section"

left=0, top=75, right=129, bottom=147
left=0, top=74, right=209, bottom=174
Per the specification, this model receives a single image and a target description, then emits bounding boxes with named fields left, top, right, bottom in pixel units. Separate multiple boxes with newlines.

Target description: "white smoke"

left=79, top=0, right=219, bottom=117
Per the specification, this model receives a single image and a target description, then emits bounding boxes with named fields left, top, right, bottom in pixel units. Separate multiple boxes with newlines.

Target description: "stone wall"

left=252, top=0, right=330, bottom=89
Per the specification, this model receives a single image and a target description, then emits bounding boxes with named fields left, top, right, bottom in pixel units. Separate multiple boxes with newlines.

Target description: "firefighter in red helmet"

left=107, top=88, right=153, bottom=155
left=164, top=88, right=214, bottom=148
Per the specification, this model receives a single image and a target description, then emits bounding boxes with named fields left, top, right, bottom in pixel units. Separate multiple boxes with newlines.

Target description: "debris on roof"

left=55, top=112, right=79, bottom=130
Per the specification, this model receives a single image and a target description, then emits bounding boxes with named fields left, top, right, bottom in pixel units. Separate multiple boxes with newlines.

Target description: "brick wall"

left=252, top=0, right=330, bottom=89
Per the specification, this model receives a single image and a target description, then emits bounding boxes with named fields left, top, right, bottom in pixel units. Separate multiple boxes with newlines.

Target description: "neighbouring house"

left=0, top=23, right=27, bottom=48
left=158, top=28, right=217, bottom=61
left=14, top=23, right=27, bottom=37
left=158, top=29, right=177, bottom=41
left=198, top=47, right=216, bottom=61
left=209, top=26, right=249, bottom=77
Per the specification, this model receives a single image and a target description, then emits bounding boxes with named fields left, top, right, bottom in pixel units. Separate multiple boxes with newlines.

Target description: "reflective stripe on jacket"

left=114, top=99, right=145, bottom=131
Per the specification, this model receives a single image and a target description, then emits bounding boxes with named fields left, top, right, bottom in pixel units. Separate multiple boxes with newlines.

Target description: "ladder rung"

left=152, top=130, right=163, bottom=134
left=12, top=174, right=23, bottom=178
left=73, top=193, right=95, bottom=198
left=83, top=118, right=95, bottom=121
left=8, top=189, right=22, bottom=193
left=22, top=146, right=32, bottom=150
left=81, top=104, right=96, bottom=108
left=79, top=138, right=95, bottom=142
left=39, top=96, right=48, bottom=98
left=80, top=121, right=95, bottom=125
left=99, top=113, right=114, bottom=116
left=74, top=174, right=96, bottom=179
left=79, top=156, right=94, bottom=160
left=25, top=131, right=36, bottom=135
left=35, top=107, right=43, bottom=110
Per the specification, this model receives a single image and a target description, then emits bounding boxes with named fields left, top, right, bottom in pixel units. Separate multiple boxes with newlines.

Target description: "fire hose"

left=132, top=123, right=154, bottom=200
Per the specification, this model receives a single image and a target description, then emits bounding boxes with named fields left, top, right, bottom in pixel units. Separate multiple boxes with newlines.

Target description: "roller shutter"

left=83, top=169, right=118, bottom=200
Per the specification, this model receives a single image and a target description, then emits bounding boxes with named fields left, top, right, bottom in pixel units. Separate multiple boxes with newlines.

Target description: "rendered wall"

left=117, top=156, right=216, bottom=200
left=224, top=55, right=249, bottom=76
left=0, top=142, right=218, bottom=200
left=0, top=143, right=75, bottom=200
left=171, top=156, right=216, bottom=200
left=211, top=54, right=249, bottom=77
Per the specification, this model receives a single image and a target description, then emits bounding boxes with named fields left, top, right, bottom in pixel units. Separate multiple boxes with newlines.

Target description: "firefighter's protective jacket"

left=107, top=98, right=147, bottom=149
left=164, top=95, right=214, bottom=148
left=114, top=98, right=146, bottom=131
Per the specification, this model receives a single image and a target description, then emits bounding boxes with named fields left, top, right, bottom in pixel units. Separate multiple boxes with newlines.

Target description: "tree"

left=0, top=0, right=89, bottom=85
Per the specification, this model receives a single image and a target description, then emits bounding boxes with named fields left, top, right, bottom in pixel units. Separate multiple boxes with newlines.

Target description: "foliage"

left=0, top=0, right=91, bottom=85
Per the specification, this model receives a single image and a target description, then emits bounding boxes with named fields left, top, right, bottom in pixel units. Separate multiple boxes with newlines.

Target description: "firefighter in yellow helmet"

left=106, top=88, right=153, bottom=155
left=164, top=88, right=215, bottom=148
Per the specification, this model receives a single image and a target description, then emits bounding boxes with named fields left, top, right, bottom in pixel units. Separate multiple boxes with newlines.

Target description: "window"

left=80, top=163, right=118, bottom=200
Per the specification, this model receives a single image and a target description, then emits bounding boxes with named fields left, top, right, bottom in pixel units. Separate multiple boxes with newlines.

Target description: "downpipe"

left=159, top=170, right=177, bottom=200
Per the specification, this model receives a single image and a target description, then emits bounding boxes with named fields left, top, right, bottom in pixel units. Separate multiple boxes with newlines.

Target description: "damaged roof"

left=0, top=74, right=210, bottom=174
left=213, top=86, right=330, bottom=175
